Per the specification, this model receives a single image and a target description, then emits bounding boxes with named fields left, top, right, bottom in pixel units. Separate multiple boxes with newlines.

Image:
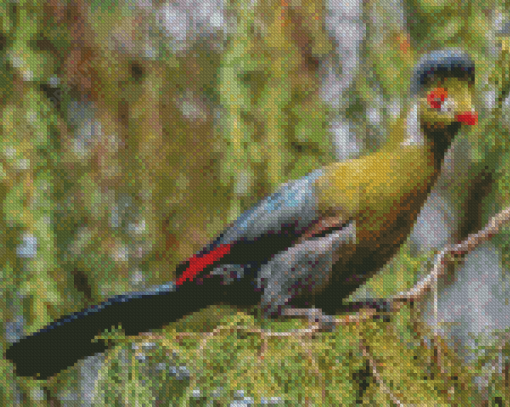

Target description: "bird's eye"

left=427, top=87, right=448, bottom=110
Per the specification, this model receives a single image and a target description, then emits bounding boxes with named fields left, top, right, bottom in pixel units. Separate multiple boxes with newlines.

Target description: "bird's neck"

left=402, top=102, right=458, bottom=169
left=421, top=122, right=459, bottom=168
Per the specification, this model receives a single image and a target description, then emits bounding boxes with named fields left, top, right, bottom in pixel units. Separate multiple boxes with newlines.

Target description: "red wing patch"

left=175, top=243, right=233, bottom=286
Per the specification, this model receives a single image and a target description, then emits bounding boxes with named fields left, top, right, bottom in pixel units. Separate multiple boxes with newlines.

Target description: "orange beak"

left=455, top=111, right=478, bottom=125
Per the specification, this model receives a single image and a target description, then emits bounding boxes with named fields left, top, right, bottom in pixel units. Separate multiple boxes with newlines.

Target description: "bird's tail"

left=5, top=273, right=253, bottom=380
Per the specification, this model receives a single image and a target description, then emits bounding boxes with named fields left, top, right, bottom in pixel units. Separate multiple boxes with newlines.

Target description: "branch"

left=392, top=205, right=510, bottom=303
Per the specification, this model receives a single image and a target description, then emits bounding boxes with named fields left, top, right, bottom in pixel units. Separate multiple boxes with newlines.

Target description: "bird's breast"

left=356, top=179, right=434, bottom=251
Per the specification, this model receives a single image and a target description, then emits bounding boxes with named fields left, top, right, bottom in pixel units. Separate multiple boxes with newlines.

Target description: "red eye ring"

left=427, top=87, right=448, bottom=109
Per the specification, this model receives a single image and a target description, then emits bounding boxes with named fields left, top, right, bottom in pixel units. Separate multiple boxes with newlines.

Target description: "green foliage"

left=54, top=312, right=372, bottom=404
left=3, top=0, right=510, bottom=404
left=91, top=0, right=119, bottom=14
left=39, top=304, right=489, bottom=405
left=474, top=19, right=510, bottom=271
left=0, top=79, right=64, bottom=336
left=219, top=0, right=333, bottom=220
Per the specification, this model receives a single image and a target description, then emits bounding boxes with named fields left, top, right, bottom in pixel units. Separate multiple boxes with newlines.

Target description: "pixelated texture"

left=1, top=0, right=510, bottom=405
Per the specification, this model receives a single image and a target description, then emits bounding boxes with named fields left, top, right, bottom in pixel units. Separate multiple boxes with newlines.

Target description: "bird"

left=5, top=48, right=478, bottom=380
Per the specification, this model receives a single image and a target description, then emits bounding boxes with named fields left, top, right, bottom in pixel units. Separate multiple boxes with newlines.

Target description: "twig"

left=392, top=205, right=510, bottom=303
left=360, top=339, right=405, bottom=406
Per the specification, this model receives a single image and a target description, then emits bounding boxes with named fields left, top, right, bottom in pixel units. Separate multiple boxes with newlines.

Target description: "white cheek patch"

left=440, top=98, right=455, bottom=114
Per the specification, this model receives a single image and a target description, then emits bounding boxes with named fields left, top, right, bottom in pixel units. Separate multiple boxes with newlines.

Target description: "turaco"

left=6, top=48, right=478, bottom=380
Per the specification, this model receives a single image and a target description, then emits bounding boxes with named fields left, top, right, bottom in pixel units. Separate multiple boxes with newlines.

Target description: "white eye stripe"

left=440, top=97, right=454, bottom=113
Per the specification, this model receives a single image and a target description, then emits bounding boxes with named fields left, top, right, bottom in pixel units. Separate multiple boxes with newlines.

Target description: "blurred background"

left=1, top=0, right=510, bottom=404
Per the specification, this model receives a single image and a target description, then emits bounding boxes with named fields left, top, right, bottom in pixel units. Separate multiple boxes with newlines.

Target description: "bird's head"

left=419, top=77, right=477, bottom=129
left=412, top=49, right=477, bottom=143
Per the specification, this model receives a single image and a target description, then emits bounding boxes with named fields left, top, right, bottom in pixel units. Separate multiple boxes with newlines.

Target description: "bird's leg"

left=282, top=298, right=394, bottom=330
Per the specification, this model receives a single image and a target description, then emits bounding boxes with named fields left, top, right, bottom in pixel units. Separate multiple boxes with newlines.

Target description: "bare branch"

left=392, top=205, right=510, bottom=303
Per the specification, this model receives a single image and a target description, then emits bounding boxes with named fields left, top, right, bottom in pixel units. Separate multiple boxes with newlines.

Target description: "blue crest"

left=410, top=48, right=475, bottom=95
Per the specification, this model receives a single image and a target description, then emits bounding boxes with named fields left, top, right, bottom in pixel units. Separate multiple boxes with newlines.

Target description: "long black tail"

left=5, top=274, right=261, bottom=380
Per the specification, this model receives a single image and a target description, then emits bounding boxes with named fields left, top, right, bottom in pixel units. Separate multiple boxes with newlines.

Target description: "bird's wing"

left=257, top=221, right=357, bottom=317
left=175, top=168, right=351, bottom=285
